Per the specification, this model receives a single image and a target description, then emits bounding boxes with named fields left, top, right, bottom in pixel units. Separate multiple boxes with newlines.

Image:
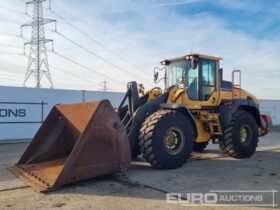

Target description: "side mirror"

left=154, top=66, right=166, bottom=83
left=154, top=71, right=159, bottom=83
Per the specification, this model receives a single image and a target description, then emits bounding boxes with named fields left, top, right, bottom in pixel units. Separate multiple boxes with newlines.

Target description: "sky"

left=0, top=0, right=279, bottom=99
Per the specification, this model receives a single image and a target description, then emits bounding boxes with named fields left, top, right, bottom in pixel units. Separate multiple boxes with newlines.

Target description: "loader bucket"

left=8, top=100, right=131, bottom=192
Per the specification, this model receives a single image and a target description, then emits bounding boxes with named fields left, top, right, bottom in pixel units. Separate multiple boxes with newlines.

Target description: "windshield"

left=165, top=58, right=216, bottom=101
left=166, top=60, right=189, bottom=88
left=166, top=59, right=199, bottom=100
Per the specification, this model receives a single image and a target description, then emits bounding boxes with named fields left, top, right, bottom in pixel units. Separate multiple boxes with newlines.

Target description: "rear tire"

left=138, top=110, right=194, bottom=169
left=219, top=111, right=258, bottom=158
left=193, top=142, right=208, bottom=152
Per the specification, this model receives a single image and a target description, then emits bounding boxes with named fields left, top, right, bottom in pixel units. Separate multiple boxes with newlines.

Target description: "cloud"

left=215, top=0, right=280, bottom=14
left=151, top=0, right=203, bottom=7
left=0, top=0, right=279, bottom=99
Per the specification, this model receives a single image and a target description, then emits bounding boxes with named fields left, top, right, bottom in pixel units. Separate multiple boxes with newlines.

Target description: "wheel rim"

left=164, top=126, right=185, bottom=155
left=240, top=124, right=252, bottom=146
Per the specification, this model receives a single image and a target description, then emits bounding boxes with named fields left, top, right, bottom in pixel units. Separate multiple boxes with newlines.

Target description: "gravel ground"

left=0, top=131, right=279, bottom=210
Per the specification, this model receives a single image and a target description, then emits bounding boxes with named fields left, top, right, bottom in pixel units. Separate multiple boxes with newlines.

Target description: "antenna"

left=22, top=0, right=56, bottom=88
left=190, top=40, right=194, bottom=54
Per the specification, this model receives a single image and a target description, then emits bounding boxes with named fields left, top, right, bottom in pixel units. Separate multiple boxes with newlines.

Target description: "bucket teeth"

left=8, top=100, right=131, bottom=192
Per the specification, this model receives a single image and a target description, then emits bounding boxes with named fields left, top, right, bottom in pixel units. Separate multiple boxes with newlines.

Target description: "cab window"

left=201, top=59, right=216, bottom=100
left=166, top=60, right=187, bottom=88
left=187, top=64, right=199, bottom=100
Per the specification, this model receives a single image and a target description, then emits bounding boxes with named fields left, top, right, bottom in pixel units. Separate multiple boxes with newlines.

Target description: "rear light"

left=260, top=115, right=272, bottom=136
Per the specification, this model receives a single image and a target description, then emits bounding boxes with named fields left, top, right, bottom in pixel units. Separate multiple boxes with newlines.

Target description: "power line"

left=0, top=31, right=29, bottom=41
left=0, top=51, right=24, bottom=56
left=0, top=65, right=105, bottom=89
left=0, top=31, right=21, bottom=38
left=51, top=50, right=126, bottom=85
left=0, top=43, right=23, bottom=50
left=49, top=9, right=151, bottom=77
left=0, top=17, right=22, bottom=25
left=0, top=50, right=102, bottom=88
left=0, top=3, right=152, bottom=86
left=0, top=46, right=102, bottom=87
left=0, top=2, right=151, bottom=88
left=53, top=30, right=152, bottom=84
left=0, top=42, right=118, bottom=87
left=50, top=65, right=99, bottom=87
left=0, top=5, right=27, bottom=16
left=49, top=9, right=104, bottom=30
left=0, top=76, right=22, bottom=82
left=0, top=70, right=24, bottom=78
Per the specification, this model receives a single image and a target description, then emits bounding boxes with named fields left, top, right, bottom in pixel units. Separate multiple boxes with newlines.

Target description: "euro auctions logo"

left=166, top=190, right=278, bottom=207
left=167, top=192, right=218, bottom=204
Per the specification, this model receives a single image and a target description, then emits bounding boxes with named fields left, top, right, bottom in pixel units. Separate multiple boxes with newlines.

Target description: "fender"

left=117, top=81, right=169, bottom=156
left=160, top=103, right=198, bottom=138
left=127, top=92, right=169, bottom=154
left=218, top=99, right=261, bottom=129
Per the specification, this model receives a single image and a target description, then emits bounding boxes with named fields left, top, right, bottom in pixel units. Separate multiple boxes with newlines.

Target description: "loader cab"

left=162, top=53, right=221, bottom=104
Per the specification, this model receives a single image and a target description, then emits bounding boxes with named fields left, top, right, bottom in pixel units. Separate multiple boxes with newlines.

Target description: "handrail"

left=232, top=70, right=241, bottom=100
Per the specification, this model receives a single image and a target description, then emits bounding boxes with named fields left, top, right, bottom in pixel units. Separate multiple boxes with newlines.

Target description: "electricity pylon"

left=22, top=0, right=56, bottom=88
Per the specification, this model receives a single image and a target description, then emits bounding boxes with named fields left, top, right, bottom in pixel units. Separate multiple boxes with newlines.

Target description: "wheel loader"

left=9, top=53, right=272, bottom=192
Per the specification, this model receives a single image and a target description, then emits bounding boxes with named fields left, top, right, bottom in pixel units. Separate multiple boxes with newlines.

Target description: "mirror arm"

left=153, top=66, right=166, bottom=83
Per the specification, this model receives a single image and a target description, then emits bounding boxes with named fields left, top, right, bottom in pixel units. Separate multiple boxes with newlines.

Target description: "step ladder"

left=207, top=113, right=223, bottom=135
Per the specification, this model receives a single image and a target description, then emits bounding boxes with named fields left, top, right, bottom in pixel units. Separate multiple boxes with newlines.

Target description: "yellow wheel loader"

left=9, top=53, right=272, bottom=192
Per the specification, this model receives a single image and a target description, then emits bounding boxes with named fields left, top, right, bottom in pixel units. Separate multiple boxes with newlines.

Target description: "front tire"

left=219, top=111, right=259, bottom=158
left=138, top=110, right=194, bottom=169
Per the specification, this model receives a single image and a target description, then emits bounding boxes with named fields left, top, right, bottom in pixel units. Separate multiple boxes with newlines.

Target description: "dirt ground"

left=0, top=131, right=279, bottom=210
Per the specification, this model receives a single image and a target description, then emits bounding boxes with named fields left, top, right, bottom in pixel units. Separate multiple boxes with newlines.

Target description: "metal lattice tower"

left=22, top=0, right=56, bottom=88
left=100, top=79, right=110, bottom=92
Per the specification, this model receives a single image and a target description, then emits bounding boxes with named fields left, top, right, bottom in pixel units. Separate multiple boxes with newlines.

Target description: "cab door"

left=184, top=58, right=220, bottom=109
